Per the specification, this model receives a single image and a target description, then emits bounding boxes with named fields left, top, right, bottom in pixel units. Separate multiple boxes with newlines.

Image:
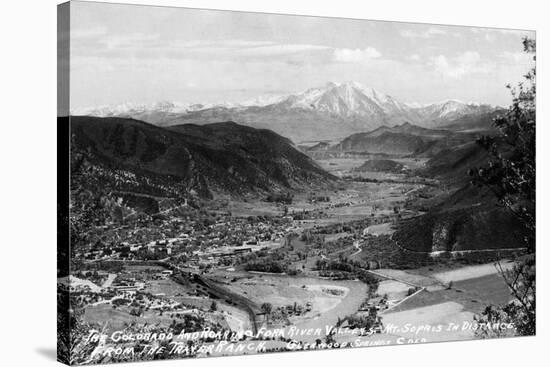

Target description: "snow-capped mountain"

left=283, top=82, right=388, bottom=119
left=265, top=81, right=418, bottom=121
left=72, top=81, right=499, bottom=142
left=414, top=99, right=496, bottom=122
left=239, top=94, right=287, bottom=107
left=74, top=102, right=171, bottom=118
left=260, top=81, right=495, bottom=129
left=72, top=100, right=233, bottom=117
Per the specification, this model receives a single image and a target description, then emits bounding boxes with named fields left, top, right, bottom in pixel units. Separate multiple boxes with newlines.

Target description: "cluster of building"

left=64, top=268, right=188, bottom=314
left=75, top=210, right=297, bottom=266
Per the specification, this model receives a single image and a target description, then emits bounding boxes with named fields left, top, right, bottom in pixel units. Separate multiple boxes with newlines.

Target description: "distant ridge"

left=303, top=121, right=495, bottom=158
left=73, top=81, right=500, bottom=142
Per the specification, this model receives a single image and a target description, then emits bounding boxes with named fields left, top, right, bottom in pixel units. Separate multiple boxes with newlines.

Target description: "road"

left=349, top=240, right=363, bottom=259
left=101, top=273, right=117, bottom=288
left=393, top=235, right=527, bottom=255
left=157, top=259, right=261, bottom=335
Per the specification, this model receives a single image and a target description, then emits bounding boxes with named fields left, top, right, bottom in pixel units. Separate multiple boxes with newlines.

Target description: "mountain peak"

left=397, top=121, right=414, bottom=128
left=440, top=99, right=466, bottom=106
left=323, top=81, right=363, bottom=89
left=281, top=81, right=407, bottom=119
left=323, top=81, right=382, bottom=97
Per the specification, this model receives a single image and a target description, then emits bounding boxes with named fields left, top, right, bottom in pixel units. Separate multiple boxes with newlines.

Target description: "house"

left=160, top=270, right=173, bottom=279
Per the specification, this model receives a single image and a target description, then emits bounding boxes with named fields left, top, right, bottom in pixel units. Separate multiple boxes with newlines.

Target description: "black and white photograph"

left=55, top=1, right=538, bottom=365
left=2, top=0, right=544, bottom=366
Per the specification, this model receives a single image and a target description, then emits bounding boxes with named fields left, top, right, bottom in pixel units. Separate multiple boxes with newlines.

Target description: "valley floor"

left=69, top=152, right=524, bottom=362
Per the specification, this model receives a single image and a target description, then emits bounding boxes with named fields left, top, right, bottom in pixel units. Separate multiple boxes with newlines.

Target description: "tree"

left=471, top=37, right=535, bottom=251
left=210, top=301, right=218, bottom=312
left=57, top=285, right=100, bottom=365
left=261, top=302, right=273, bottom=323
left=471, top=37, right=535, bottom=337
left=324, top=330, right=335, bottom=344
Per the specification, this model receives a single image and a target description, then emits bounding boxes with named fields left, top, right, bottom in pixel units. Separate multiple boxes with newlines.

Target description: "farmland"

left=208, top=270, right=369, bottom=342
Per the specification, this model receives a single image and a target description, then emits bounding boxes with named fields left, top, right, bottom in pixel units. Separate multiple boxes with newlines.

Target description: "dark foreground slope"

left=69, top=116, right=335, bottom=199
left=421, top=141, right=490, bottom=185
left=393, top=138, right=528, bottom=253
left=394, top=194, right=528, bottom=253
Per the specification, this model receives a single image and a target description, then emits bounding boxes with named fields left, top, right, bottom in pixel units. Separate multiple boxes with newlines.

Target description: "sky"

left=67, top=1, right=535, bottom=110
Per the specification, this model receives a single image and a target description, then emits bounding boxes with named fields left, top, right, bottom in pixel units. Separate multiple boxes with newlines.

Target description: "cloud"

left=484, top=33, right=496, bottom=42
left=495, top=29, right=531, bottom=35
left=409, top=54, right=421, bottom=61
left=431, top=51, right=492, bottom=79
left=239, top=44, right=331, bottom=57
left=333, top=47, right=381, bottom=62
left=177, top=41, right=332, bottom=61
left=470, top=27, right=534, bottom=42
left=400, top=27, right=448, bottom=39
left=205, top=40, right=275, bottom=48
left=75, top=36, right=332, bottom=61
left=501, top=51, right=535, bottom=65
left=102, top=33, right=160, bottom=49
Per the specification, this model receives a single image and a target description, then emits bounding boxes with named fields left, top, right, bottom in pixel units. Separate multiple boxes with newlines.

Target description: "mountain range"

left=69, top=116, right=335, bottom=200
left=73, top=81, right=501, bottom=143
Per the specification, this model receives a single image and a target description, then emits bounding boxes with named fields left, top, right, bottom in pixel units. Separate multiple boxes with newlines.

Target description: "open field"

left=83, top=304, right=139, bottom=331
left=83, top=303, right=191, bottom=332
left=364, top=222, right=394, bottom=236
left=225, top=179, right=416, bottom=224
left=371, top=268, right=443, bottom=289
left=430, top=262, right=515, bottom=283
left=287, top=281, right=368, bottom=342
left=377, top=280, right=412, bottom=303
left=381, top=301, right=477, bottom=342
left=316, top=157, right=369, bottom=174
left=387, top=273, right=512, bottom=315
left=372, top=261, right=514, bottom=343
left=227, top=200, right=286, bottom=217
left=452, top=274, right=513, bottom=312
left=374, top=261, right=514, bottom=312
